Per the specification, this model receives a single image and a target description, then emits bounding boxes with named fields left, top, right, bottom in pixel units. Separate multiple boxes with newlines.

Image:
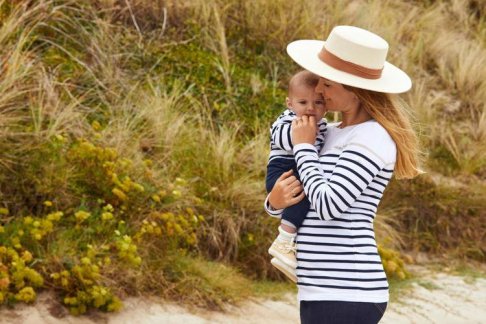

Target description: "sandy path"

left=1, top=268, right=485, bottom=324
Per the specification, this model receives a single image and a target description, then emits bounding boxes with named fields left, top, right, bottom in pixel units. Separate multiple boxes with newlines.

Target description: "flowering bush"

left=378, top=245, right=411, bottom=280
left=0, top=246, right=44, bottom=305
left=0, top=137, right=204, bottom=312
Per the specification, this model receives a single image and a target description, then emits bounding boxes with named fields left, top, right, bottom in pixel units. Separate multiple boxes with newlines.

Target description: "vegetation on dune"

left=0, top=0, right=485, bottom=314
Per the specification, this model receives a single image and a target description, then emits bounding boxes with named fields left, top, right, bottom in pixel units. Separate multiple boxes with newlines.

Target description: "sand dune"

left=1, top=268, right=485, bottom=324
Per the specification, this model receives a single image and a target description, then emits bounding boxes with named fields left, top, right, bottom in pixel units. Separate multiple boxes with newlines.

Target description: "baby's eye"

left=315, top=100, right=324, bottom=105
left=298, top=100, right=308, bottom=105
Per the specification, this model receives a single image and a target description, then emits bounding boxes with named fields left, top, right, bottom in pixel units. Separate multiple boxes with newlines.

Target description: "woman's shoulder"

left=354, top=119, right=390, bottom=137
left=347, top=120, right=396, bottom=164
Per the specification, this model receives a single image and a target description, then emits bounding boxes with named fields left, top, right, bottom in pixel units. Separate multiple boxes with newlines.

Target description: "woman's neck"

left=338, top=106, right=372, bottom=128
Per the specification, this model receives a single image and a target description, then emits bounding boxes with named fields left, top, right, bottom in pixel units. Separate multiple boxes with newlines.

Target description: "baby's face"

left=286, top=84, right=326, bottom=122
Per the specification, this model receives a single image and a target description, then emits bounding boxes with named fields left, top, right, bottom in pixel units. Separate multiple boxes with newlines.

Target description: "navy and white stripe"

left=269, top=108, right=327, bottom=162
left=265, top=120, right=396, bottom=303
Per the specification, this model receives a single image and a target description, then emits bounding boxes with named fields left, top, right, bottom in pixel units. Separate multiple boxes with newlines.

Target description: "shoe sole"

left=271, top=258, right=297, bottom=283
left=268, top=246, right=297, bottom=268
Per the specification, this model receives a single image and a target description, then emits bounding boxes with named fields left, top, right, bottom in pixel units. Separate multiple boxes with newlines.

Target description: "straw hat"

left=287, top=26, right=412, bottom=93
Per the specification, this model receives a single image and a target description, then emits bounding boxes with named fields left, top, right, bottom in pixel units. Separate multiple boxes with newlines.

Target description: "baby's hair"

left=288, top=70, right=320, bottom=94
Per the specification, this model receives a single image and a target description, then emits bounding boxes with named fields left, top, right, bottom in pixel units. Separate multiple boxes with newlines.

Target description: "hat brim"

left=287, top=40, right=412, bottom=94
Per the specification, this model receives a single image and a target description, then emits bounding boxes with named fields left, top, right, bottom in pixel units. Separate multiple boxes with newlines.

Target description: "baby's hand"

left=291, top=115, right=317, bottom=145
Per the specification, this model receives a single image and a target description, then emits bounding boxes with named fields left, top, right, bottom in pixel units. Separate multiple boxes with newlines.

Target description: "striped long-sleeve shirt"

left=265, top=120, right=396, bottom=303
left=269, top=109, right=327, bottom=162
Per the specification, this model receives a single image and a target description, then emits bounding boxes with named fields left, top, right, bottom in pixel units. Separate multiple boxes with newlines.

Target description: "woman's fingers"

left=290, top=185, right=304, bottom=197
left=281, top=174, right=298, bottom=186
left=291, top=191, right=305, bottom=203
left=269, top=169, right=305, bottom=208
left=276, top=170, right=297, bottom=186
left=277, top=169, right=293, bottom=181
left=289, top=180, right=302, bottom=192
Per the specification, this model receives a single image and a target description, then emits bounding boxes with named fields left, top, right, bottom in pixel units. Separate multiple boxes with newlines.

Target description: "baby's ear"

left=285, top=97, right=291, bottom=108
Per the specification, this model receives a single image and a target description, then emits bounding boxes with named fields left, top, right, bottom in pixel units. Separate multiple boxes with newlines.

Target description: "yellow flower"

left=175, top=177, right=187, bottom=186
left=101, top=212, right=113, bottom=221
left=143, top=159, right=153, bottom=167
left=0, top=208, right=9, bottom=215
left=107, top=296, right=123, bottom=312
left=103, top=204, right=114, bottom=212
left=112, top=188, right=128, bottom=201
left=386, top=260, right=398, bottom=273
left=91, top=120, right=101, bottom=131
left=75, top=211, right=91, bottom=222
left=0, top=226, right=4, bottom=234
left=0, top=277, right=10, bottom=290
left=47, top=212, right=63, bottom=222
left=55, top=134, right=65, bottom=142
left=25, top=268, right=43, bottom=286
left=22, top=251, right=33, bottom=262
left=15, top=287, right=36, bottom=303
left=23, top=216, right=33, bottom=225
left=396, top=271, right=406, bottom=280
left=11, top=237, right=22, bottom=249
left=43, top=201, right=53, bottom=207
left=132, top=183, right=145, bottom=192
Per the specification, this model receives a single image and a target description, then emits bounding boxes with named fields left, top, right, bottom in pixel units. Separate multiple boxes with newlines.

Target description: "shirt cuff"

left=293, top=143, right=317, bottom=154
left=264, top=194, right=283, bottom=218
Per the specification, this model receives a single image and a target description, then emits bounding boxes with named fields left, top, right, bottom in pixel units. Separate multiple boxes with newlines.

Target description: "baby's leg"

left=280, top=163, right=310, bottom=233
left=280, top=197, right=311, bottom=232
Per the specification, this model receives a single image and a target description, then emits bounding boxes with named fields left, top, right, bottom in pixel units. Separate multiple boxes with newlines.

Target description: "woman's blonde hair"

left=345, top=86, right=422, bottom=179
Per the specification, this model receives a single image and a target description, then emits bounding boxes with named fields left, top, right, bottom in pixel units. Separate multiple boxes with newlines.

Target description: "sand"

left=1, top=267, right=485, bottom=324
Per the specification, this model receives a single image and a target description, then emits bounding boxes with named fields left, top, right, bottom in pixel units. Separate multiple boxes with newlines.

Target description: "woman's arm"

left=292, top=116, right=392, bottom=221
left=293, top=143, right=387, bottom=220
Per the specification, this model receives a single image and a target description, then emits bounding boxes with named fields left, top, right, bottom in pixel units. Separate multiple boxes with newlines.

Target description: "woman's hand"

left=268, top=169, right=305, bottom=209
left=292, top=115, right=317, bottom=145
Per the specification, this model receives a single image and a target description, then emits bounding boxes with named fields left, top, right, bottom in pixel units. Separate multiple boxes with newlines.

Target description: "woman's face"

left=315, top=78, right=358, bottom=112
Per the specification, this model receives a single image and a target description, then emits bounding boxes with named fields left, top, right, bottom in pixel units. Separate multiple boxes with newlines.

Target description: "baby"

left=266, top=70, right=327, bottom=282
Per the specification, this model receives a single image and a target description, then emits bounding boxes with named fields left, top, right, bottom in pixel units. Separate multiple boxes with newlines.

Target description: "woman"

left=265, top=26, right=421, bottom=324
